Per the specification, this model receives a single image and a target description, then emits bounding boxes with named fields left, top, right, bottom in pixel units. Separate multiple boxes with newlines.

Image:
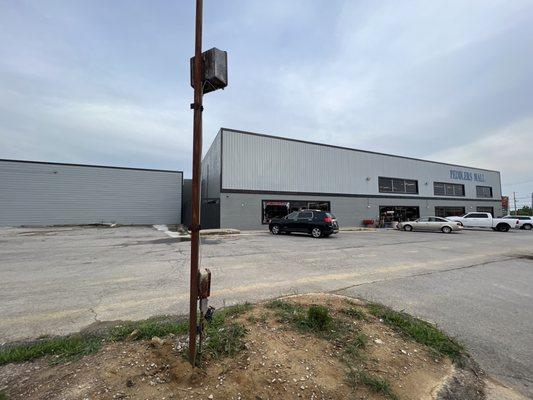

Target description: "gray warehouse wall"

left=221, top=129, right=502, bottom=201
left=220, top=192, right=502, bottom=230
left=0, top=160, right=182, bottom=226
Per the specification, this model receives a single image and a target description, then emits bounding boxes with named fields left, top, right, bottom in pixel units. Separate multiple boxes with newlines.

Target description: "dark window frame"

left=434, top=206, right=466, bottom=218
left=476, top=206, right=494, bottom=216
left=476, top=186, right=493, bottom=198
left=378, top=177, right=419, bottom=194
left=433, top=182, right=465, bottom=197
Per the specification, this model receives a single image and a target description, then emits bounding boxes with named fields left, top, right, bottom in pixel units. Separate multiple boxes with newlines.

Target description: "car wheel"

left=441, top=226, right=452, bottom=234
left=271, top=225, right=280, bottom=235
left=311, top=227, right=322, bottom=238
left=523, top=224, right=532, bottom=231
left=496, top=223, right=510, bottom=232
left=403, top=225, right=413, bottom=232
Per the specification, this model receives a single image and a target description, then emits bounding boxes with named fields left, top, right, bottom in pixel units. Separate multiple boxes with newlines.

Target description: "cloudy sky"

left=1, top=0, right=532, bottom=205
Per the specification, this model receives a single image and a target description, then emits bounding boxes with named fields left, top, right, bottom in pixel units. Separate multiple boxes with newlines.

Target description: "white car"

left=503, top=215, right=533, bottom=230
left=397, top=217, right=462, bottom=233
left=447, top=212, right=518, bottom=232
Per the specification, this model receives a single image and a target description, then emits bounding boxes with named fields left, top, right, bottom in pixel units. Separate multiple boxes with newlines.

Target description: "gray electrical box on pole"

left=190, top=47, right=228, bottom=94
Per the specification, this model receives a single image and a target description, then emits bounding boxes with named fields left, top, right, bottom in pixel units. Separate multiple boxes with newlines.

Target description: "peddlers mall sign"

left=449, top=169, right=485, bottom=182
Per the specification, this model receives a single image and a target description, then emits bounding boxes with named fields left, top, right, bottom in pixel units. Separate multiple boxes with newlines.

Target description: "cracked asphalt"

left=1, top=225, right=532, bottom=396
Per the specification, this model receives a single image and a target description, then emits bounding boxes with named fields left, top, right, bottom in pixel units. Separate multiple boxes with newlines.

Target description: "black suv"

left=268, top=210, right=339, bottom=238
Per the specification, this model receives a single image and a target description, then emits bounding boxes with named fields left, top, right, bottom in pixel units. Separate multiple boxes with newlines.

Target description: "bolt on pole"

left=189, top=0, right=203, bottom=366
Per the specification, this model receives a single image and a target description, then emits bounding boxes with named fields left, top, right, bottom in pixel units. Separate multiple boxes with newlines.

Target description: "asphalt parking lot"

left=1, top=226, right=532, bottom=396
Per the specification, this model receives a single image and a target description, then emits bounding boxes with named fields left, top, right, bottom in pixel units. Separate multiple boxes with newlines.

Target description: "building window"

left=476, top=186, right=493, bottom=198
left=435, top=206, right=465, bottom=217
left=378, top=177, right=418, bottom=194
left=476, top=206, right=494, bottom=216
left=434, top=182, right=465, bottom=197
left=379, top=206, right=420, bottom=223
left=261, top=200, right=331, bottom=224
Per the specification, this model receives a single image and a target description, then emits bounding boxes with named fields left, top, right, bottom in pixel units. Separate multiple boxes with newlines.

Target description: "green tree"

left=510, top=205, right=532, bottom=216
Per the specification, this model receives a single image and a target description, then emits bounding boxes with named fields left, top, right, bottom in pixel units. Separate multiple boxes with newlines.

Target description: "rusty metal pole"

left=189, top=0, right=203, bottom=366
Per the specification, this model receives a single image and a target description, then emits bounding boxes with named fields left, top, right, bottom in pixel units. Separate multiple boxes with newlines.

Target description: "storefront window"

left=379, top=206, right=420, bottom=224
left=262, top=200, right=331, bottom=224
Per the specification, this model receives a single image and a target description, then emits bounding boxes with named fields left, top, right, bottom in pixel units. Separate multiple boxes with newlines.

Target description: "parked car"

left=269, top=210, right=339, bottom=238
left=397, top=217, right=462, bottom=233
left=446, top=212, right=518, bottom=232
left=502, top=215, right=533, bottom=230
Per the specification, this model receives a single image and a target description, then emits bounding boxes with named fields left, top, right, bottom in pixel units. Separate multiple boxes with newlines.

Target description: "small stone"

left=151, top=336, right=165, bottom=346
left=126, top=329, right=140, bottom=341
left=374, top=338, right=384, bottom=344
left=208, top=395, right=214, bottom=399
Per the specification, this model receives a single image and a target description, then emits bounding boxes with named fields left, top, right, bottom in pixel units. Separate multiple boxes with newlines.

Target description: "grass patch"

left=108, top=317, right=187, bottom=341
left=367, top=303, right=465, bottom=364
left=0, top=335, right=102, bottom=366
left=343, top=332, right=368, bottom=361
left=342, top=306, right=366, bottom=320
left=348, top=370, right=399, bottom=400
left=247, top=313, right=268, bottom=324
left=199, top=303, right=251, bottom=360
left=0, top=391, right=8, bottom=400
left=307, top=305, right=332, bottom=330
left=266, top=299, right=341, bottom=336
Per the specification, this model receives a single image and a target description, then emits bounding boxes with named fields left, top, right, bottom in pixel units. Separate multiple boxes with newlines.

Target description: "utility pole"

left=513, top=191, right=517, bottom=215
left=531, top=192, right=533, bottom=216
left=188, top=0, right=203, bottom=367
left=188, top=0, right=227, bottom=366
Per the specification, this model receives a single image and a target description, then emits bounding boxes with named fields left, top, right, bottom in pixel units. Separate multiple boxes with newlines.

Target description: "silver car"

left=398, top=216, right=462, bottom=233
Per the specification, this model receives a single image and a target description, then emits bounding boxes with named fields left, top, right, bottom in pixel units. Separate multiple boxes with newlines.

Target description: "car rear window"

left=298, top=211, right=313, bottom=219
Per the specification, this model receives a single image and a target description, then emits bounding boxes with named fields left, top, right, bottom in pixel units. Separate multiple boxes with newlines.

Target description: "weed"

left=247, top=312, right=268, bottom=324
left=198, top=303, right=251, bottom=360
left=342, top=307, right=366, bottom=320
left=367, top=303, right=465, bottom=364
left=347, top=370, right=398, bottom=400
left=203, top=322, right=247, bottom=359
left=215, top=303, right=252, bottom=319
left=0, top=335, right=102, bottom=366
left=109, top=317, right=187, bottom=341
left=266, top=299, right=298, bottom=313
left=0, top=391, right=7, bottom=400
left=266, top=299, right=355, bottom=342
left=307, top=305, right=332, bottom=330
left=342, top=332, right=368, bottom=361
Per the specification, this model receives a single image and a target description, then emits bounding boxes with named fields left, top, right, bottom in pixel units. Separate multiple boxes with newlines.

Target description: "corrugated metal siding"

left=221, top=130, right=502, bottom=199
left=201, top=130, right=221, bottom=199
left=0, top=161, right=182, bottom=226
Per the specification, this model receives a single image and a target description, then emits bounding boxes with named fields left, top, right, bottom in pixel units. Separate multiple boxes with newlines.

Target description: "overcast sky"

left=1, top=1, right=532, bottom=205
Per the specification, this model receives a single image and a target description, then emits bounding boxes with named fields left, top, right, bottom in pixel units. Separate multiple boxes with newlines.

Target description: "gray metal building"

left=201, top=128, right=503, bottom=230
left=0, top=159, right=182, bottom=226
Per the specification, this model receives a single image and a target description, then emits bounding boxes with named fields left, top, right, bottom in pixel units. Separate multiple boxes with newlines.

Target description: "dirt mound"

left=0, top=294, right=483, bottom=399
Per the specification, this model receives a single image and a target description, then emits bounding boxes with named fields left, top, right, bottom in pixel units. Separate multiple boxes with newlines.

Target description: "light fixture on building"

left=366, top=177, right=371, bottom=181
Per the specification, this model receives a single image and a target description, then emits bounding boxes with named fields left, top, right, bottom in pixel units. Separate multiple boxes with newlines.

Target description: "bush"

left=307, top=305, right=331, bottom=330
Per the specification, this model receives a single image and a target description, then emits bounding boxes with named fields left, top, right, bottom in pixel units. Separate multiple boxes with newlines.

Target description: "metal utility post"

left=513, top=191, right=517, bottom=215
left=189, top=0, right=203, bottom=366
left=187, top=0, right=228, bottom=366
